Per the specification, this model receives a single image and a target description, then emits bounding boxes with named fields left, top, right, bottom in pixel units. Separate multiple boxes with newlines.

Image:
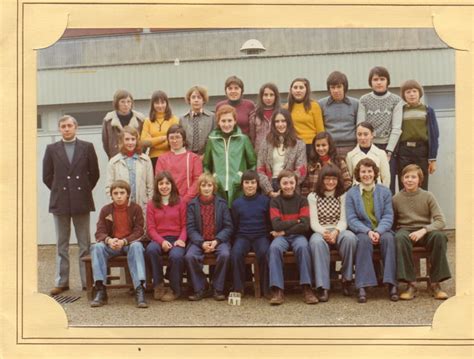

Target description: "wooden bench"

left=282, top=246, right=431, bottom=287
left=81, top=251, right=262, bottom=299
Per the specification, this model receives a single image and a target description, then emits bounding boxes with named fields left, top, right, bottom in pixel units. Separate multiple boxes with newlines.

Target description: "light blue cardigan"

left=345, top=184, right=393, bottom=235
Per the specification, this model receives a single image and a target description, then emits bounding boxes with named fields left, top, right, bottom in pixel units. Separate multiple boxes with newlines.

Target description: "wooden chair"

left=82, top=252, right=262, bottom=299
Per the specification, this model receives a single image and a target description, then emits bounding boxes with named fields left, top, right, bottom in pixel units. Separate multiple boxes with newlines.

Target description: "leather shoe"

left=161, top=288, right=179, bottom=302
left=389, top=284, right=399, bottom=302
left=188, top=287, right=212, bottom=301
left=153, top=282, right=166, bottom=300
left=135, top=285, right=148, bottom=308
left=358, top=287, right=367, bottom=303
left=269, top=288, right=284, bottom=305
left=213, top=290, right=226, bottom=301
left=342, top=281, right=352, bottom=297
left=90, top=285, right=107, bottom=307
left=430, top=283, right=448, bottom=300
left=303, top=285, right=318, bottom=304
left=318, top=288, right=329, bottom=302
left=50, top=286, right=69, bottom=296
left=400, top=285, right=417, bottom=300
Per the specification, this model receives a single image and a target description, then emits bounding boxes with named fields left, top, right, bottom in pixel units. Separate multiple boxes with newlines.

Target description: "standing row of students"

left=101, top=68, right=438, bottom=194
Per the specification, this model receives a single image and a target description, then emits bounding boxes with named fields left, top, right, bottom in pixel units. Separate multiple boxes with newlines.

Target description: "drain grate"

left=52, top=295, right=81, bottom=304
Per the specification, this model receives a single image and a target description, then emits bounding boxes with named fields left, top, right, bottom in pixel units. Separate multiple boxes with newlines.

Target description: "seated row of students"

left=103, top=68, right=439, bottom=195
left=90, top=159, right=451, bottom=308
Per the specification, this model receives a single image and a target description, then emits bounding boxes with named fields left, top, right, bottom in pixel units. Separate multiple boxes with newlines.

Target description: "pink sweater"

left=146, top=200, right=187, bottom=244
left=155, top=150, right=203, bottom=203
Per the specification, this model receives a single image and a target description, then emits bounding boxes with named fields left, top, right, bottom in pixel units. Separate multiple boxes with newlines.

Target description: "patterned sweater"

left=300, top=158, right=352, bottom=196
left=357, top=91, right=403, bottom=152
left=308, top=192, right=347, bottom=235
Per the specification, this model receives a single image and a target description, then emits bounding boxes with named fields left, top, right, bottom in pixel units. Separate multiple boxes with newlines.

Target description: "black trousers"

left=397, top=141, right=429, bottom=190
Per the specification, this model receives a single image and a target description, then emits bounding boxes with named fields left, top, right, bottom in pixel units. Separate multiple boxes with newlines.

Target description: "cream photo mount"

left=3, top=0, right=473, bottom=357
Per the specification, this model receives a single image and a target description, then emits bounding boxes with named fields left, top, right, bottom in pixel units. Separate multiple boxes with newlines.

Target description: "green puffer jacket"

left=203, top=126, right=257, bottom=206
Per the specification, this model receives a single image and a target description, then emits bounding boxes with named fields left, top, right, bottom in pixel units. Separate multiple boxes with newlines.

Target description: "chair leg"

left=252, top=258, right=261, bottom=298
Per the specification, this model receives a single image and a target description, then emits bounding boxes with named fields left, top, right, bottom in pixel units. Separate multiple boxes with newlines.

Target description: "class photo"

left=36, top=27, right=455, bottom=326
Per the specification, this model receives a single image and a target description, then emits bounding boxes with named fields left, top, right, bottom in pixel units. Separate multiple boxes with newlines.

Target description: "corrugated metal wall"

left=38, top=49, right=454, bottom=105
left=38, top=28, right=448, bottom=69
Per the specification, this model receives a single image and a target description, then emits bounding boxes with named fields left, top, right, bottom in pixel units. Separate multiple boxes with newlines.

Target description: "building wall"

left=36, top=29, right=456, bottom=244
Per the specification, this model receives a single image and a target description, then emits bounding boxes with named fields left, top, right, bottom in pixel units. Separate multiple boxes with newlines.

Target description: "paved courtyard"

left=37, top=231, right=455, bottom=327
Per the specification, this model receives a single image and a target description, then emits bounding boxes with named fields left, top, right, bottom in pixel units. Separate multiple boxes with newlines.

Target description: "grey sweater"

left=318, top=96, right=358, bottom=147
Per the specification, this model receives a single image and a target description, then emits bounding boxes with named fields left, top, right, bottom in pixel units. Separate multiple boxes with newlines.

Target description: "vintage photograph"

left=36, top=27, right=455, bottom=327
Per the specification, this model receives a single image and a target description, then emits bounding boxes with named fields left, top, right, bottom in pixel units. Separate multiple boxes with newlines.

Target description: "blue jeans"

left=268, top=234, right=312, bottom=290
left=309, top=230, right=357, bottom=290
left=185, top=242, right=231, bottom=293
left=355, top=232, right=397, bottom=289
left=91, top=241, right=146, bottom=289
left=231, top=234, right=270, bottom=294
left=145, top=236, right=186, bottom=295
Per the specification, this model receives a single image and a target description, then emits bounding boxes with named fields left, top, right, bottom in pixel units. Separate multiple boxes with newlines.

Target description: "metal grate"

left=52, top=295, right=81, bottom=304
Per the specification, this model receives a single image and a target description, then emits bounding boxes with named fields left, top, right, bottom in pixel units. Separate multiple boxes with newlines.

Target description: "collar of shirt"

left=189, top=109, right=204, bottom=118
left=62, top=137, right=77, bottom=143
left=327, top=96, right=351, bottom=106
left=122, top=153, right=139, bottom=160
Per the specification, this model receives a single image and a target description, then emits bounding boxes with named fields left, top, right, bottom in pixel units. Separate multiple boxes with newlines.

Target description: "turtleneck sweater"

left=215, top=98, right=255, bottom=135
left=232, top=193, right=270, bottom=237
left=199, top=195, right=216, bottom=241
left=113, top=202, right=131, bottom=239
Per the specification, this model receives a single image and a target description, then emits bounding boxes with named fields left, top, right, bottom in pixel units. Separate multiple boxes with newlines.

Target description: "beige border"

left=1, top=0, right=473, bottom=357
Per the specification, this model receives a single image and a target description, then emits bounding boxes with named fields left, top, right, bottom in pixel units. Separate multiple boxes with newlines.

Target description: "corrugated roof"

left=38, top=28, right=449, bottom=70
left=37, top=48, right=454, bottom=105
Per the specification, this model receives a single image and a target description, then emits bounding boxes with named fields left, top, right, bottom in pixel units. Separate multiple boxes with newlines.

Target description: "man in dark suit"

left=42, top=115, right=100, bottom=296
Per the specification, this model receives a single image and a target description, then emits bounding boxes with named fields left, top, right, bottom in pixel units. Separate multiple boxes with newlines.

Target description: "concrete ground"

left=37, top=231, right=455, bottom=327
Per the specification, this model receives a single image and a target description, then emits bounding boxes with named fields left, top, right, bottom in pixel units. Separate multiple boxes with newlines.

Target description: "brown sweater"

left=392, top=189, right=445, bottom=232
left=95, top=202, right=144, bottom=243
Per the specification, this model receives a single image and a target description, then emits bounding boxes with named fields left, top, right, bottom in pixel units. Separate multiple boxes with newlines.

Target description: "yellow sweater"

left=140, top=115, right=179, bottom=158
left=289, top=101, right=324, bottom=144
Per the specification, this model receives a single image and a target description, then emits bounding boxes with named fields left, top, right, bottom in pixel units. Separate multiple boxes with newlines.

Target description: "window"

left=66, top=111, right=107, bottom=127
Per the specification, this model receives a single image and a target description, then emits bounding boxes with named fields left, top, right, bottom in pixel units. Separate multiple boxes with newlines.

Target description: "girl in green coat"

left=204, top=104, right=257, bottom=207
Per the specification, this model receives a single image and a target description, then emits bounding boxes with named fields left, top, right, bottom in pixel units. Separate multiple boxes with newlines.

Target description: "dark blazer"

left=186, top=196, right=233, bottom=247
left=42, top=138, right=100, bottom=215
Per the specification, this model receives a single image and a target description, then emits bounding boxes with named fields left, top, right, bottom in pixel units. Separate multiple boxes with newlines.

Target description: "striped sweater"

left=270, top=194, right=310, bottom=236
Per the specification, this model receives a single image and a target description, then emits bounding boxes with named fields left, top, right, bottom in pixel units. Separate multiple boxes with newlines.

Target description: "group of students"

left=43, top=65, right=451, bottom=310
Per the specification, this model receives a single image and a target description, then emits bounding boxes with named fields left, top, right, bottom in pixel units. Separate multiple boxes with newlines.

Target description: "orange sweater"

left=287, top=101, right=324, bottom=144
left=140, top=114, right=179, bottom=158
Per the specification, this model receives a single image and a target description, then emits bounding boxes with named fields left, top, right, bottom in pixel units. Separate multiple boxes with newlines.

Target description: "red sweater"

left=146, top=200, right=187, bottom=244
left=155, top=150, right=203, bottom=203
left=215, top=99, right=256, bottom=135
